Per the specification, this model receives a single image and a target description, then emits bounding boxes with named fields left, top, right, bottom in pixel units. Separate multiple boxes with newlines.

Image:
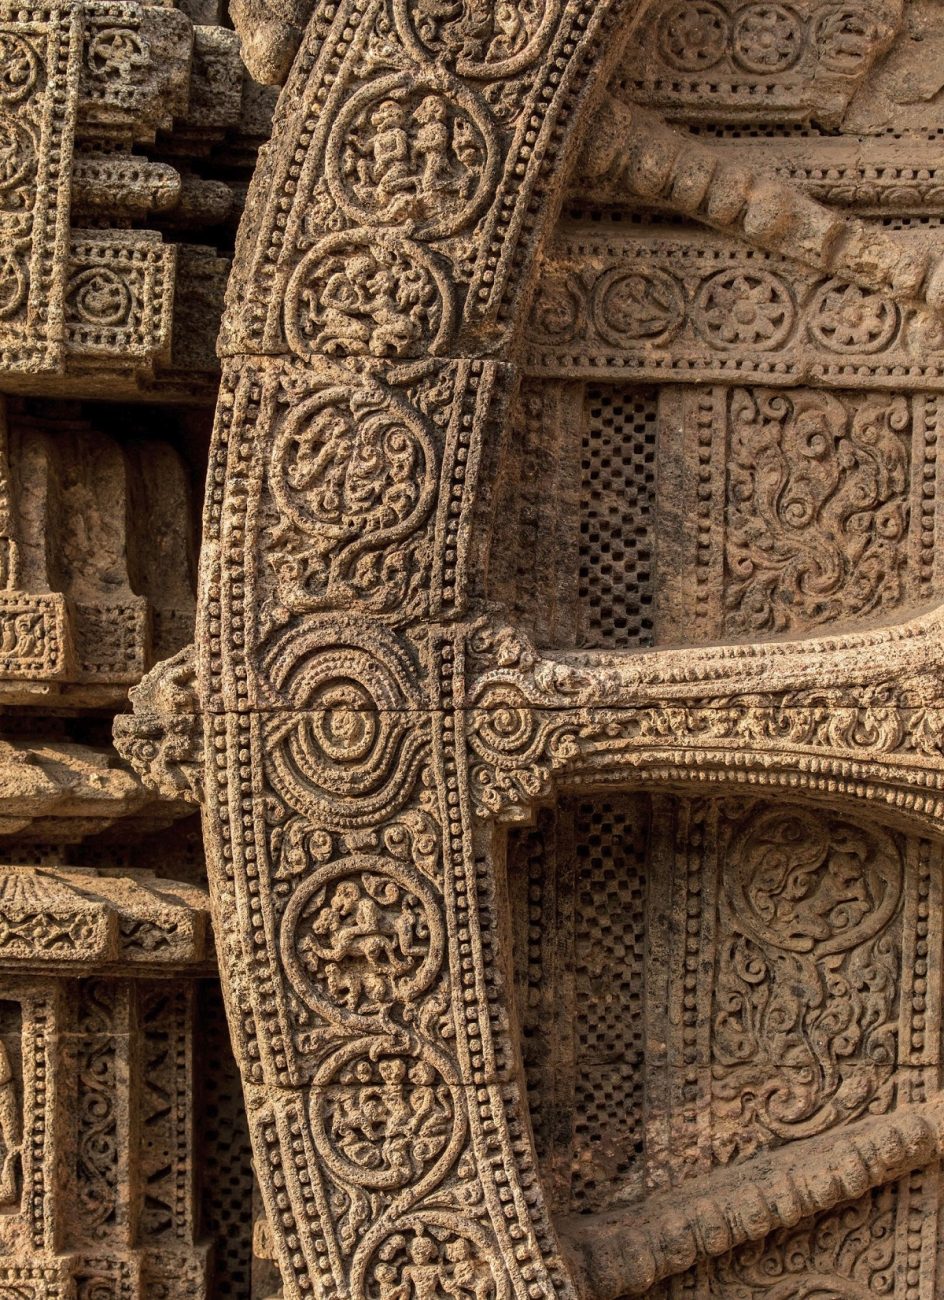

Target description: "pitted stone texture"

left=6, top=0, right=944, bottom=1299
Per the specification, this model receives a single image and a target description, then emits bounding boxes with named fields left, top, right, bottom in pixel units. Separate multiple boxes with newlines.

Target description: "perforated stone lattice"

left=509, top=796, right=650, bottom=1214
left=197, top=982, right=256, bottom=1297
left=578, top=387, right=657, bottom=649
left=571, top=797, right=649, bottom=1211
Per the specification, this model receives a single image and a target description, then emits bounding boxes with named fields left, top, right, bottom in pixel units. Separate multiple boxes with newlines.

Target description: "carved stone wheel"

left=118, top=1, right=944, bottom=1298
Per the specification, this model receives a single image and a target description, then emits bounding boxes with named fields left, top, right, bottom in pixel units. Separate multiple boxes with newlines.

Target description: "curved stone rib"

left=465, top=612, right=944, bottom=831
left=556, top=1096, right=944, bottom=1300
left=163, top=3, right=662, bottom=1300
left=578, top=96, right=944, bottom=316
left=468, top=605, right=944, bottom=706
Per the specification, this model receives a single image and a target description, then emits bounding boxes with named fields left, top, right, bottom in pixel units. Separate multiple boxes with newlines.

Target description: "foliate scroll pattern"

left=725, top=388, right=911, bottom=636
left=657, top=386, right=944, bottom=645
left=263, top=378, right=442, bottom=619
left=258, top=756, right=497, bottom=1285
left=200, top=0, right=644, bottom=1287
left=705, top=1177, right=938, bottom=1300
left=463, top=618, right=944, bottom=830
left=74, top=983, right=121, bottom=1241
left=712, top=805, right=902, bottom=1163
left=0, top=1001, right=21, bottom=1208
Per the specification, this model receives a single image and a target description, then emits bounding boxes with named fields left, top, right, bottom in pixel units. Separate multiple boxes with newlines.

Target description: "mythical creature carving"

left=112, top=644, right=203, bottom=804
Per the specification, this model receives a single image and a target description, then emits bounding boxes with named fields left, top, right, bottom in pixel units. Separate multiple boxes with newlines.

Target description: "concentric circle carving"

left=325, top=72, right=498, bottom=239
left=310, top=1036, right=464, bottom=1190
left=470, top=686, right=538, bottom=761
left=261, top=625, right=426, bottom=828
left=281, top=855, right=444, bottom=1025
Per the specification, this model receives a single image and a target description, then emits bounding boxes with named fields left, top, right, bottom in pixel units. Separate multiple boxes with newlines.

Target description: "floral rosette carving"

left=0, top=32, right=41, bottom=104
left=183, top=0, right=944, bottom=1295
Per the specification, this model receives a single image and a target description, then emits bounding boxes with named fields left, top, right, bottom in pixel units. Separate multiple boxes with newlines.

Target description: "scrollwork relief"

left=724, top=388, right=911, bottom=636
left=285, top=234, right=454, bottom=365
left=712, top=805, right=902, bottom=1162
left=394, top=0, right=559, bottom=78
left=264, top=383, right=440, bottom=615
left=106, top=0, right=944, bottom=1298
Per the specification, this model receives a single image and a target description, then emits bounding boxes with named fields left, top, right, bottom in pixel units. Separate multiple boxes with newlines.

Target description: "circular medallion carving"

left=814, top=5, right=887, bottom=74
left=807, top=280, right=898, bottom=354
left=694, top=269, right=795, bottom=350
left=358, top=1213, right=508, bottom=1300
left=731, top=3, right=803, bottom=73
left=528, top=274, right=584, bottom=346
left=0, top=33, right=41, bottom=103
left=85, top=27, right=147, bottom=78
left=269, top=385, right=437, bottom=551
left=726, top=808, right=902, bottom=957
left=281, top=856, right=444, bottom=1025
left=658, top=0, right=729, bottom=71
left=593, top=267, right=686, bottom=345
left=66, top=267, right=133, bottom=327
left=325, top=73, right=498, bottom=239
left=311, top=1036, right=464, bottom=1190
left=393, top=0, right=559, bottom=78
left=284, top=232, right=454, bottom=364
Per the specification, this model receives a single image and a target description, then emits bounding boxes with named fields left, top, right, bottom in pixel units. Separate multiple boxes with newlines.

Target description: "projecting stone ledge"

left=0, top=865, right=213, bottom=972
left=0, top=740, right=194, bottom=841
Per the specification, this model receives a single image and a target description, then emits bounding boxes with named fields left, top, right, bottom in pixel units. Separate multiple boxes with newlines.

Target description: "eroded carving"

left=0, top=0, right=934, bottom=1254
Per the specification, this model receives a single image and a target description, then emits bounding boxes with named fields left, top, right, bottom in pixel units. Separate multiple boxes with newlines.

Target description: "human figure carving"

left=114, top=3, right=944, bottom=1300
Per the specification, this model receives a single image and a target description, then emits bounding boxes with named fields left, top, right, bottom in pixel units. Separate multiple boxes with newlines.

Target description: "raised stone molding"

left=110, top=2, right=944, bottom=1300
